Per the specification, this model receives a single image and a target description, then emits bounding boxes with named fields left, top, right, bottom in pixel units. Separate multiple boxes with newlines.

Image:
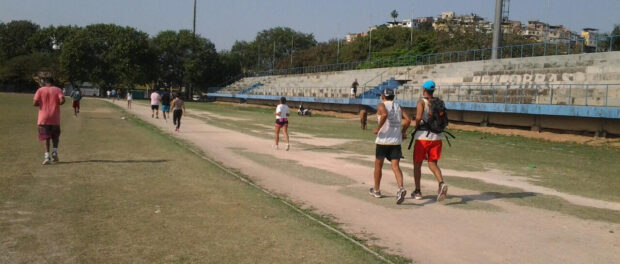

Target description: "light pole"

left=410, top=1, right=414, bottom=51
left=193, top=0, right=197, bottom=37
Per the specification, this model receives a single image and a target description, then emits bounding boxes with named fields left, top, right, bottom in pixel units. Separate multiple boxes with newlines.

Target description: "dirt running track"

left=110, top=100, right=619, bottom=264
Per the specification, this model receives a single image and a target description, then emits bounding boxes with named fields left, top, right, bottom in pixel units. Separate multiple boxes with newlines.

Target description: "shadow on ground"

left=59, top=159, right=169, bottom=164
left=444, top=192, right=537, bottom=206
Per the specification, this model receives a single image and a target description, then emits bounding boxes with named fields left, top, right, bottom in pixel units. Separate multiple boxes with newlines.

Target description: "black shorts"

left=151, top=105, right=159, bottom=110
left=376, top=144, right=403, bottom=161
left=38, top=125, right=61, bottom=141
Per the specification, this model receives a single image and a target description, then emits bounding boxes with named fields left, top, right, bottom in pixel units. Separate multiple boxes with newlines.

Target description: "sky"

left=1, top=0, right=618, bottom=51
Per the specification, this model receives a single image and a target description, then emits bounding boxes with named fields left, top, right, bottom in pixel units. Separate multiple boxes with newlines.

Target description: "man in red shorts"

left=412, top=80, right=448, bottom=202
left=33, top=77, right=65, bottom=165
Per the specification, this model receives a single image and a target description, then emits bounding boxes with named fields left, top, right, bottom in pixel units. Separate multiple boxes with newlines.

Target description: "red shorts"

left=275, top=118, right=289, bottom=128
left=413, top=140, right=442, bottom=163
left=72, top=100, right=80, bottom=108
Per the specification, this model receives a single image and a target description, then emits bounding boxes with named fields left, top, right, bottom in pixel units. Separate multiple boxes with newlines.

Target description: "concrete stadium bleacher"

left=217, top=52, right=620, bottom=107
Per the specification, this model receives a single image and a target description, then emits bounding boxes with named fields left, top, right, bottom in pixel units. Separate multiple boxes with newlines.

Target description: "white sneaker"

left=396, top=188, right=407, bottom=204
left=51, top=151, right=59, bottom=162
left=437, top=183, right=448, bottom=202
left=272, top=145, right=278, bottom=150
left=42, top=153, right=51, bottom=165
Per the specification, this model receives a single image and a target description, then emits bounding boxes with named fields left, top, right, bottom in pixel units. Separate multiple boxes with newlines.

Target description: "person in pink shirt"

left=33, top=77, right=65, bottom=165
left=150, top=89, right=161, bottom=118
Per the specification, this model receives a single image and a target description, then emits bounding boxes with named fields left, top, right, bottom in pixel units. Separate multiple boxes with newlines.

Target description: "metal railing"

left=240, top=35, right=620, bottom=78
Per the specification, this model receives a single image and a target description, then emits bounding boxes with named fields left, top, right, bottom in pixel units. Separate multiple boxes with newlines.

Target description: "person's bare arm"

left=59, top=96, right=65, bottom=105
left=171, top=99, right=176, bottom=109
left=373, top=103, right=387, bottom=135
left=401, top=110, right=411, bottom=139
left=415, top=99, right=424, bottom=128
left=33, top=100, right=39, bottom=106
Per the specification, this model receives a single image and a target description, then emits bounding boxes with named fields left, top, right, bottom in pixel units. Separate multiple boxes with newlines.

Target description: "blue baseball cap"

left=422, top=80, right=436, bottom=91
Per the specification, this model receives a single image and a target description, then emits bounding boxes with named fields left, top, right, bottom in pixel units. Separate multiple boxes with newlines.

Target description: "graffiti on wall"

left=469, top=72, right=587, bottom=84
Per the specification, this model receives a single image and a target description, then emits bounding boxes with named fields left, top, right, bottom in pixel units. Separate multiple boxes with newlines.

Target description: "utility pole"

left=272, top=41, right=276, bottom=71
left=190, top=0, right=197, bottom=98
left=491, top=0, right=503, bottom=59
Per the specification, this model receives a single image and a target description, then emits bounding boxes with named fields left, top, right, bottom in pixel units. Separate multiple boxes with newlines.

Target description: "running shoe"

left=412, top=189, right=423, bottom=200
left=396, top=188, right=407, bottom=204
left=51, top=151, right=59, bottom=162
left=368, top=188, right=382, bottom=198
left=437, top=183, right=448, bottom=202
left=42, top=153, right=51, bottom=165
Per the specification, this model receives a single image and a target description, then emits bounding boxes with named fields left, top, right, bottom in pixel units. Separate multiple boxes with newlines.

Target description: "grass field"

left=0, top=94, right=400, bottom=263
left=184, top=101, right=620, bottom=203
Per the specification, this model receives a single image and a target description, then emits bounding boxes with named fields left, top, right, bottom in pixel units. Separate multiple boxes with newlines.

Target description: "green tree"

left=152, top=30, right=222, bottom=94
left=231, top=27, right=316, bottom=71
left=0, top=20, right=40, bottom=63
left=391, top=10, right=399, bottom=22
left=59, top=24, right=153, bottom=94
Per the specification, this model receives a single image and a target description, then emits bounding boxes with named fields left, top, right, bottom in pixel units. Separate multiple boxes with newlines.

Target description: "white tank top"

left=375, top=101, right=403, bottom=145
left=414, top=98, right=442, bottom=141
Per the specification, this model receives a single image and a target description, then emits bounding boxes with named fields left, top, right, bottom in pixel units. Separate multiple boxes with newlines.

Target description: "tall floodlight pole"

left=290, top=36, right=294, bottom=67
left=272, top=41, right=276, bottom=71
left=337, top=38, right=340, bottom=64
left=491, top=0, right=503, bottom=59
left=193, top=0, right=197, bottom=37
left=410, top=1, right=414, bottom=50
left=368, top=28, right=372, bottom=61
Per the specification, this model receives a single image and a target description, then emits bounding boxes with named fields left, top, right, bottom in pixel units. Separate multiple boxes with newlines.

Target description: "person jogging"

left=150, top=89, right=161, bottom=118
left=171, top=94, right=185, bottom=132
left=160, top=89, right=171, bottom=121
left=274, top=97, right=290, bottom=151
left=70, top=88, right=82, bottom=117
left=412, top=80, right=448, bottom=202
left=370, top=89, right=411, bottom=204
left=33, top=77, right=65, bottom=165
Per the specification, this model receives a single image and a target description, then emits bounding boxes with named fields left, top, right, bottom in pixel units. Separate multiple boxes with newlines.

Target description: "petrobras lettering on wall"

left=470, top=72, right=587, bottom=84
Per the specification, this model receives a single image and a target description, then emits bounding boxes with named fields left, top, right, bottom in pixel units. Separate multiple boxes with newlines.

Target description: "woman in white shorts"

left=274, top=97, right=290, bottom=151
left=126, top=91, right=133, bottom=109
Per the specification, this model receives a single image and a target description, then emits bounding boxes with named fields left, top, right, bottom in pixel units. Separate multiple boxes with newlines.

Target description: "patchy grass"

left=445, top=176, right=620, bottom=224
left=0, top=93, right=401, bottom=263
left=185, top=101, right=620, bottom=203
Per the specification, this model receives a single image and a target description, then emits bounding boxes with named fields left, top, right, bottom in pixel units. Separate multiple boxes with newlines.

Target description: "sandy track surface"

left=110, top=100, right=619, bottom=264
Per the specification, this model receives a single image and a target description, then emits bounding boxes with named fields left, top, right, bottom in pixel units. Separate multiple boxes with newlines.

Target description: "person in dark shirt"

left=161, top=90, right=172, bottom=121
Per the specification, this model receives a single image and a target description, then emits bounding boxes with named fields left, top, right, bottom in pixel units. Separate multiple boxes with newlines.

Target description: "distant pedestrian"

left=111, top=89, right=116, bottom=102
left=33, top=77, right=65, bottom=165
left=106, top=89, right=111, bottom=99
left=126, top=90, right=133, bottom=109
left=150, top=90, right=161, bottom=118
left=70, top=88, right=82, bottom=117
left=273, top=97, right=290, bottom=151
left=412, top=80, right=448, bottom=202
left=360, top=106, right=368, bottom=130
left=370, top=89, right=411, bottom=204
left=171, top=94, right=185, bottom=132
left=161, top=90, right=171, bottom=121
left=351, top=79, right=359, bottom=98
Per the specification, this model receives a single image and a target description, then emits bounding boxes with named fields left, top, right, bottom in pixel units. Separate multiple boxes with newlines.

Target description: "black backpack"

left=408, top=97, right=455, bottom=149
left=427, top=97, right=448, bottom=134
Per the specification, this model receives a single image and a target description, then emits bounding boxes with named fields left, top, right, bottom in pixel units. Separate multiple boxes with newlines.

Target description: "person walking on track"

left=370, top=89, right=411, bottom=204
left=33, top=77, right=65, bottom=165
left=171, top=94, right=185, bottom=132
left=150, top=89, right=161, bottom=118
left=411, top=80, right=448, bottom=202
left=70, top=88, right=82, bottom=117
left=273, top=97, right=290, bottom=151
